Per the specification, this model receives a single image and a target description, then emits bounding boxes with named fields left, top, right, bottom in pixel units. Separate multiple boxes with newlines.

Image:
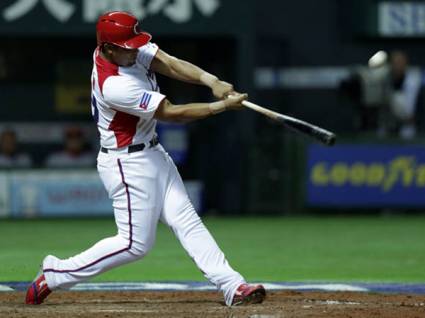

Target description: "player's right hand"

left=211, top=80, right=235, bottom=99
left=223, top=93, right=248, bottom=110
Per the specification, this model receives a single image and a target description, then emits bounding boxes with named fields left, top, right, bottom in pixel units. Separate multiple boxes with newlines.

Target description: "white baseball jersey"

left=91, top=42, right=165, bottom=148
left=42, top=41, right=248, bottom=307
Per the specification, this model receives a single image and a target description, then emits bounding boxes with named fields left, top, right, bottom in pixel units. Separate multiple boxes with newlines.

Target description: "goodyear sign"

left=307, top=144, right=425, bottom=207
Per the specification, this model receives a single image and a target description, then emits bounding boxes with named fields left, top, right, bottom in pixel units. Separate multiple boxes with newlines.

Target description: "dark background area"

left=1, top=0, right=424, bottom=214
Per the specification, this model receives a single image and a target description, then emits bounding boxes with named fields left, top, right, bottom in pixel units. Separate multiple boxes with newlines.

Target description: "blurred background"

left=1, top=0, right=425, bottom=218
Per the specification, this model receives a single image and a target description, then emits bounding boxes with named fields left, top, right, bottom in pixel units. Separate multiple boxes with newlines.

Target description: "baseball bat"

left=242, top=101, right=336, bottom=146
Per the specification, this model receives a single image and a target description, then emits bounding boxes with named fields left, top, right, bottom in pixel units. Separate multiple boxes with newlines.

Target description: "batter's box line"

left=2, top=281, right=425, bottom=294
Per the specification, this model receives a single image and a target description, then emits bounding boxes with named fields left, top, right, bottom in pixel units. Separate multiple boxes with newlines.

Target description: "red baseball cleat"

left=25, top=272, right=51, bottom=305
left=232, top=283, right=266, bottom=306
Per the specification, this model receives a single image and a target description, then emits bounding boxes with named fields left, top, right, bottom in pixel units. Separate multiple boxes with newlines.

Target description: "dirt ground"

left=1, top=290, right=425, bottom=318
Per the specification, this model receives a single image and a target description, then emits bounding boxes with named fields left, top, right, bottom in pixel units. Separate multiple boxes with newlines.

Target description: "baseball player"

left=26, top=11, right=265, bottom=307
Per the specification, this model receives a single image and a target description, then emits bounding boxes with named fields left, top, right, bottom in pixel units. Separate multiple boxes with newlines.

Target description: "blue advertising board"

left=156, top=122, right=188, bottom=165
left=306, top=144, right=425, bottom=207
left=0, top=170, right=203, bottom=218
left=9, top=171, right=112, bottom=217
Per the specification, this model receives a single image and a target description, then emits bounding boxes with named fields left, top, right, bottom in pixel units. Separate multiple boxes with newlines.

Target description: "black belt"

left=101, top=136, right=159, bottom=154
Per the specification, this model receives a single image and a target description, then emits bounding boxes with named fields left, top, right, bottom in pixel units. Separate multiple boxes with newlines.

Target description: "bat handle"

left=242, top=101, right=278, bottom=118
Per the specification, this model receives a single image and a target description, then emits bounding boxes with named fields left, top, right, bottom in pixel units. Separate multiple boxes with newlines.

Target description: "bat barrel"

left=242, top=100, right=337, bottom=146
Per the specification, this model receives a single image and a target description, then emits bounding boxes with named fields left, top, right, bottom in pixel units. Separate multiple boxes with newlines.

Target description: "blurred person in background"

left=0, top=129, right=32, bottom=168
left=340, top=50, right=422, bottom=139
left=385, top=51, right=422, bottom=139
left=45, top=126, right=95, bottom=168
left=339, top=50, right=390, bottom=131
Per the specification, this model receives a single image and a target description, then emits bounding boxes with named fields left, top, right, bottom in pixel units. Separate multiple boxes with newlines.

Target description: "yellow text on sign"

left=310, top=156, right=425, bottom=192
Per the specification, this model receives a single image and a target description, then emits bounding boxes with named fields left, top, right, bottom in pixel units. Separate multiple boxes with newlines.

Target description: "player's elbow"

left=168, top=55, right=180, bottom=68
left=160, top=50, right=181, bottom=72
left=154, top=99, right=190, bottom=123
left=168, top=56, right=187, bottom=79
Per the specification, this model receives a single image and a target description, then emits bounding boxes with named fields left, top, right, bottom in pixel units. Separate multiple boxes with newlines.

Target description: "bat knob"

left=326, top=133, right=336, bottom=146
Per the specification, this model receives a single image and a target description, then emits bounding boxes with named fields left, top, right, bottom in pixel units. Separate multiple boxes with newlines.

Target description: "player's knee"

left=128, top=238, right=155, bottom=258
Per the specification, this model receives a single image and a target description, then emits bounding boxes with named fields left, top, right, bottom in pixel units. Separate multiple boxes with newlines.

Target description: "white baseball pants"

left=42, top=144, right=245, bottom=305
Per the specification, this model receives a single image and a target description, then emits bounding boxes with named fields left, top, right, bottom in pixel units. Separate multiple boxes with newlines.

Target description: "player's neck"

left=99, top=48, right=115, bottom=65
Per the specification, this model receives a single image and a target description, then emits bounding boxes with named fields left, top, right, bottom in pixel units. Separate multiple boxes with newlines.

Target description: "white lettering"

left=3, top=0, right=38, bottom=21
left=147, top=0, right=168, bottom=14
left=2, top=0, right=75, bottom=22
left=163, top=0, right=191, bottom=23
left=83, top=0, right=146, bottom=23
left=3, top=0, right=221, bottom=24
left=44, top=0, right=75, bottom=22
left=379, top=2, right=425, bottom=36
left=194, top=0, right=220, bottom=17
left=163, top=0, right=220, bottom=23
left=414, top=4, right=425, bottom=34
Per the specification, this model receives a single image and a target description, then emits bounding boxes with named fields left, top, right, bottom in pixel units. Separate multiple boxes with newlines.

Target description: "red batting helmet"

left=96, top=11, right=152, bottom=49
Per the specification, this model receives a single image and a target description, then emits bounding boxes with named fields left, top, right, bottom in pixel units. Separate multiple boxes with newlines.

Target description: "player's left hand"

left=211, top=80, right=235, bottom=99
left=223, top=92, right=248, bottom=110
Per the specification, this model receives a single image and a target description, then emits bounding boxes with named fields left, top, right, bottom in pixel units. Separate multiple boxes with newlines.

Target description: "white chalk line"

left=262, top=283, right=368, bottom=292
left=69, top=282, right=368, bottom=292
left=320, top=300, right=361, bottom=305
left=0, top=285, right=13, bottom=291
